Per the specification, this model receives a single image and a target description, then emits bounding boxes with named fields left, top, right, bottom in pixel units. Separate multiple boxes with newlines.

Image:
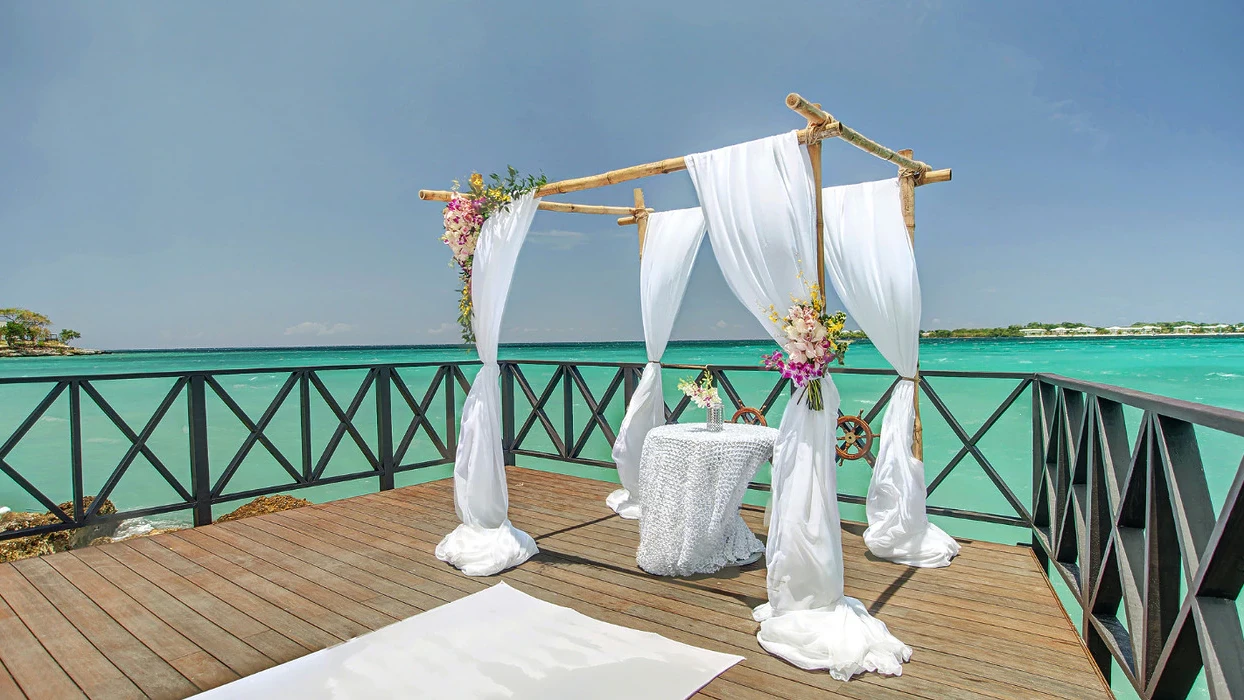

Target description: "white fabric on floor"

left=436, top=193, right=539, bottom=576
left=687, top=132, right=910, bottom=680
left=821, top=178, right=959, bottom=568
left=194, top=582, right=743, bottom=700
left=609, top=208, right=708, bottom=519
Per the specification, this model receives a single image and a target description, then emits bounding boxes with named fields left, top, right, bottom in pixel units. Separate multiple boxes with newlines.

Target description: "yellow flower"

left=469, top=173, right=484, bottom=189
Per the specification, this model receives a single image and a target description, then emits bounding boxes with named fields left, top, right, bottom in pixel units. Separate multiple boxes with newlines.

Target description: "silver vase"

left=706, top=404, right=724, bottom=432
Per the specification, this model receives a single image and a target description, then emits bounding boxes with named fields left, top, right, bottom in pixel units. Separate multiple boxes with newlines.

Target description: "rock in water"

left=215, top=494, right=311, bottom=523
left=0, top=497, right=118, bottom=563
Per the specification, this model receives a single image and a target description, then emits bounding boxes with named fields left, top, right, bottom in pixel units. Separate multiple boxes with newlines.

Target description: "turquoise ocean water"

left=2, top=336, right=1241, bottom=525
left=2, top=337, right=1241, bottom=698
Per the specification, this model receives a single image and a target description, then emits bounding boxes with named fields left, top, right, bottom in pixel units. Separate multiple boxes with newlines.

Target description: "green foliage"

left=2, top=321, right=26, bottom=346
left=465, top=166, right=548, bottom=220
left=0, top=308, right=82, bottom=349
left=449, top=166, right=547, bottom=345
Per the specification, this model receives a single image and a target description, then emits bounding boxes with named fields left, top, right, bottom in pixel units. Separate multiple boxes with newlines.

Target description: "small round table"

left=636, top=422, right=778, bottom=576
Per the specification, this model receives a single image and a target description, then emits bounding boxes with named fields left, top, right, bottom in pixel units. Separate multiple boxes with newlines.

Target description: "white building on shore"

left=1020, top=328, right=1048, bottom=337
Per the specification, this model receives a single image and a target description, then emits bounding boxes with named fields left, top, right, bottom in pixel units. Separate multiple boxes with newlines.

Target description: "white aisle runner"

left=196, top=582, right=743, bottom=700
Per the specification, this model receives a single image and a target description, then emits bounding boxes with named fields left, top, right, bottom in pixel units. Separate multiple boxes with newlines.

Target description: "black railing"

left=0, top=361, right=474, bottom=537
left=2, top=359, right=1241, bottom=699
left=1031, top=374, right=1244, bottom=699
left=501, top=360, right=1034, bottom=528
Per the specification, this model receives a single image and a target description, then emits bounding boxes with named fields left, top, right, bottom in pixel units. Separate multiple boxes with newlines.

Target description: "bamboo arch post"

left=803, top=102, right=828, bottom=296
left=898, top=148, right=924, bottom=462
left=633, top=188, right=649, bottom=258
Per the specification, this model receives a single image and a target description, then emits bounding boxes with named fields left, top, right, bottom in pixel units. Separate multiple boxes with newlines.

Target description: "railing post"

left=501, top=362, right=516, bottom=467
left=376, top=367, right=395, bottom=491
left=623, top=364, right=639, bottom=408
left=563, top=364, right=574, bottom=458
left=187, top=374, right=213, bottom=527
left=69, top=380, right=84, bottom=522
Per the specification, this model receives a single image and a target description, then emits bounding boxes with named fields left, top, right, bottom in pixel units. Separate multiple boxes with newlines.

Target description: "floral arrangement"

left=441, top=167, right=547, bottom=343
left=761, top=284, right=850, bottom=411
left=678, top=373, right=722, bottom=409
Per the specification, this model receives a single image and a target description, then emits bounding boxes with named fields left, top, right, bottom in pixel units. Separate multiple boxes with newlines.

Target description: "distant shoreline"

left=4, top=334, right=1244, bottom=357
left=0, top=347, right=105, bottom=358
left=919, top=332, right=1244, bottom=340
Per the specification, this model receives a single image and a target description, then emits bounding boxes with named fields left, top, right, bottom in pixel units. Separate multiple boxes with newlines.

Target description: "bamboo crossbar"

left=425, top=92, right=950, bottom=224
left=417, top=189, right=650, bottom=216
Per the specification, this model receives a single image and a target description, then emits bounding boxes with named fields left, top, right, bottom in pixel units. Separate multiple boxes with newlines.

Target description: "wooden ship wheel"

left=836, top=412, right=875, bottom=462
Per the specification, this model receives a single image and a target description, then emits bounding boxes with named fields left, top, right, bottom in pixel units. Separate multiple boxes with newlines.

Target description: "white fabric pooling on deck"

left=435, top=192, right=540, bottom=577
left=193, top=582, right=743, bottom=700
left=608, top=207, right=708, bottom=520
left=686, top=131, right=911, bottom=680
left=821, top=178, right=960, bottom=568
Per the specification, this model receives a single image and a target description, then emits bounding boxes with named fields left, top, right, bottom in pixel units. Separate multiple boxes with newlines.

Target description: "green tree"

left=58, top=329, right=81, bottom=345
left=2, top=321, right=27, bottom=347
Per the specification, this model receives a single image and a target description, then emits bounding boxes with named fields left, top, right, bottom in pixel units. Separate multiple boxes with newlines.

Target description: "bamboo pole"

left=806, top=107, right=827, bottom=295
left=633, top=188, right=649, bottom=258
left=533, top=122, right=843, bottom=198
left=898, top=148, right=924, bottom=462
left=417, top=189, right=651, bottom=216
left=426, top=93, right=949, bottom=211
left=785, top=93, right=952, bottom=187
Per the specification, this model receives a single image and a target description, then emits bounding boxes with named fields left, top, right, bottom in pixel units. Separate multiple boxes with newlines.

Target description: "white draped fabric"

left=435, top=193, right=540, bottom=576
left=687, top=133, right=910, bottom=680
left=608, top=208, right=708, bottom=519
left=821, top=179, right=960, bottom=568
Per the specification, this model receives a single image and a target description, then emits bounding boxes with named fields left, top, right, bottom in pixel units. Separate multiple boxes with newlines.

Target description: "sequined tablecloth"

left=636, top=422, right=777, bottom=576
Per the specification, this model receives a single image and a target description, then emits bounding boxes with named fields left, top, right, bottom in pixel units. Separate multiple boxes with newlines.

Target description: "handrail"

left=1037, top=372, right=1244, bottom=437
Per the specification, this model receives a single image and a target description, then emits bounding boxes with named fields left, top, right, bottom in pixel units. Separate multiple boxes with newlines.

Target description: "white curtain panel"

left=435, top=192, right=540, bottom=576
left=821, top=178, right=960, bottom=568
left=608, top=208, right=708, bottom=519
left=687, top=132, right=910, bottom=680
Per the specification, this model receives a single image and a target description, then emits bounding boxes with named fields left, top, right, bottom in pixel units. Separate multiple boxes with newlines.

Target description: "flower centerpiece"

left=440, top=167, right=547, bottom=343
left=678, top=373, right=724, bottom=430
left=761, top=284, right=850, bottom=411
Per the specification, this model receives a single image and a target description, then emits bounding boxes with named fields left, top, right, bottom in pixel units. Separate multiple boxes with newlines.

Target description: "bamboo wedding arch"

left=419, top=92, right=952, bottom=458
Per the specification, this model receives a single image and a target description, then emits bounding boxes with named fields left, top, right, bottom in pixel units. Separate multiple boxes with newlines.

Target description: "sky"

left=2, top=1, right=1242, bottom=350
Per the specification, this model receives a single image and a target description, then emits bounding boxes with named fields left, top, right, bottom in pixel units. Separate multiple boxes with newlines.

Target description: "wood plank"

left=198, top=522, right=421, bottom=621
left=0, top=468, right=1111, bottom=700
left=0, top=656, right=24, bottom=699
left=0, top=591, right=85, bottom=700
left=126, top=534, right=341, bottom=653
left=12, top=556, right=199, bottom=699
left=0, top=564, right=143, bottom=699
left=70, top=546, right=276, bottom=677
left=305, top=492, right=1014, bottom=700
left=43, top=549, right=239, bottom=692
left=377, top=488, right=1083, bottom=646
left=167, top=528, right=396, bottom=631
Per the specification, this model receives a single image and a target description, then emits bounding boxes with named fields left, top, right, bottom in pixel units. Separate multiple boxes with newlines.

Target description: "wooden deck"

left=0, top=467, right=1112, bottom=699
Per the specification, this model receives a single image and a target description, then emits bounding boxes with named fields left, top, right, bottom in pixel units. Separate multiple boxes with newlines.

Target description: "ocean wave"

left=1017, top=360, right=1033, bottom=365
left=110, top=515, right=190, bottom=540
left=1208, top=372, right=1241, bottom=379
left=38, top=416, right=68, bottom=423
left=86, top=436, right=123, bottom=444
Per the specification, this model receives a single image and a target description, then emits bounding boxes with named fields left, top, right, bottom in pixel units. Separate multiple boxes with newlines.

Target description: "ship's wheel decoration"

left=836, top=412, right=874, bottom=463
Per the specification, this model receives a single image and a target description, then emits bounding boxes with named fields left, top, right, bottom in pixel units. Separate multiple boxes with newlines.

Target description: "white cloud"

left=527, top=229, right=588, bottom=250
left=427, top=322, right=457, bottom=335
left=715, top=320, right=728, bottom=329
left=284, top=321, right=352, bottom=336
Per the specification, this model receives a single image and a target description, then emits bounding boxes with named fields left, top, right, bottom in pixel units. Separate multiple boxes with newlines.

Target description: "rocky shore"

left=0, top=346, right=104, bottom=358
left=0, top=493, right=312, bottom=563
